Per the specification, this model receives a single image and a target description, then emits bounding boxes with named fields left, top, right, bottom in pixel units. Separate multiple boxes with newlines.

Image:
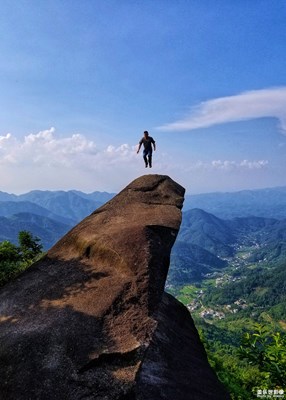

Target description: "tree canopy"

left=0, top=231, right=43, bottom=286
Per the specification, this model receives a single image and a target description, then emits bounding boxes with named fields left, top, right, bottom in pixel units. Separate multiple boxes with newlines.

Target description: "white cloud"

left=0, top=133, right=12, bottom=144
left=3, top=127, right=99, bottom=167
left=156, top=87, right=286, bottom=133
left=0, top=128, right=140, bottom=193
left=0, top=128, right=274, bottom=194
left=0, top=128, right=137, bottom=168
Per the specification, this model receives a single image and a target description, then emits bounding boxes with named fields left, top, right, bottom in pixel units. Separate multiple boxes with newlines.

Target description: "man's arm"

left=152, top=138, right=156, bottom=151
left=137, top=142, right=142, bottom=154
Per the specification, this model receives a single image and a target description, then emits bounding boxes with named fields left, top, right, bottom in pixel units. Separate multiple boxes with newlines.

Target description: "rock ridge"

left=0, top=174, right=229, bottom=399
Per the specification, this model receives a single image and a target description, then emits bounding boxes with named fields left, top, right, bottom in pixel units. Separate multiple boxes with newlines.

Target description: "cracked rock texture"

left=0, top=175, right=229, bottom=399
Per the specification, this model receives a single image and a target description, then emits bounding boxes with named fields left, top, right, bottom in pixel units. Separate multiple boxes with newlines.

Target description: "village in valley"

left=168, top=239, right=270, bottom=322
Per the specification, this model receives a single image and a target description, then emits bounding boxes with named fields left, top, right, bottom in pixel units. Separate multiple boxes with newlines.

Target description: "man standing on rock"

left=137, top=130, right=156, bottom=168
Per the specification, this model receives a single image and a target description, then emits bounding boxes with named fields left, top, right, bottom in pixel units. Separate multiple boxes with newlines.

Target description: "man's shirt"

left=139, top=136, right=155, bottom=151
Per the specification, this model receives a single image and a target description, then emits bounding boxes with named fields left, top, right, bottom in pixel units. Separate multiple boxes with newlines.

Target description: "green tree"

left=238, top=323, right=286, bottom=388
left=0, top=231, right=43, bottom=286
left=0, top=241, right=22, bottom=285
left=0, top=240, right=20, bottom=263
left=18, top=230, right=43, bottom=263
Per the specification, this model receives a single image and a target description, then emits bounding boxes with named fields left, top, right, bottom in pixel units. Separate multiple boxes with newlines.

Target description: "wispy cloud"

left=182, top=159, right=269, bottom=172
left=156, top=87, right=286, bottom=133
left=210, top=159, right=268, bottom=170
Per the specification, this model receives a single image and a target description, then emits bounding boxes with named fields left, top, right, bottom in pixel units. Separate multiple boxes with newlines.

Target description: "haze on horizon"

left=0, top=1, right=286, bottom=195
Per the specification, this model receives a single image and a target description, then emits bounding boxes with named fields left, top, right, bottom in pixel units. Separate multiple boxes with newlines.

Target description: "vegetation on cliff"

left=0, top=231, right=43, bottom=286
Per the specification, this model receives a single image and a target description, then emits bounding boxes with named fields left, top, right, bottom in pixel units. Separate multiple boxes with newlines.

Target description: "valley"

left=165, top=205, right=286, bottom=399
left=168, top=241, right=280, bottom=322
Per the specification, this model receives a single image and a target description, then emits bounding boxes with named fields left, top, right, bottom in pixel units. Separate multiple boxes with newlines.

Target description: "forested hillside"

left=167, top=208, right=286, bottom=399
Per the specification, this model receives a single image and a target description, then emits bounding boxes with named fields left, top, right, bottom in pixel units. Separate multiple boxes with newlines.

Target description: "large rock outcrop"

left=0, top=175, right=229, bottom=399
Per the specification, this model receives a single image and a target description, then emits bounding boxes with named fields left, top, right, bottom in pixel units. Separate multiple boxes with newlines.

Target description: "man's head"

left=144, top=130, right=149, bottom=138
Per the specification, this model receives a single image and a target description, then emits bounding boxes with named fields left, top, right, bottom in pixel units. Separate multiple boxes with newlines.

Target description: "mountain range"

left=169, top=208, right=286, bottom=286
left=1, top=185, right=286, bottom=254
left=0, top=190, right=115, bottom=248
left=183, top=185, right=286, bottom=219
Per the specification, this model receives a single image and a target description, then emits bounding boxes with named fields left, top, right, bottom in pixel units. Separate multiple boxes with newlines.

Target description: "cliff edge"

left=0, top=175, right=229, bottom=399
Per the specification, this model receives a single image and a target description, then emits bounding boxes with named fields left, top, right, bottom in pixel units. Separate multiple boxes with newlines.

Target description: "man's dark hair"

left=144, top=130, right=149, bottom=135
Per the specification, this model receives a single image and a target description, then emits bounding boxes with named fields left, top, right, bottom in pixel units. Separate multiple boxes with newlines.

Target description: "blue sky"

left=0, top=0, right=286, bottom=194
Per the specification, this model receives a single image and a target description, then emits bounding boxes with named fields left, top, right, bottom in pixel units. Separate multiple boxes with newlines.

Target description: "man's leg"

left=148, top=151, right=152, bottom=168
left=143, top=150, right=148, bottom=167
